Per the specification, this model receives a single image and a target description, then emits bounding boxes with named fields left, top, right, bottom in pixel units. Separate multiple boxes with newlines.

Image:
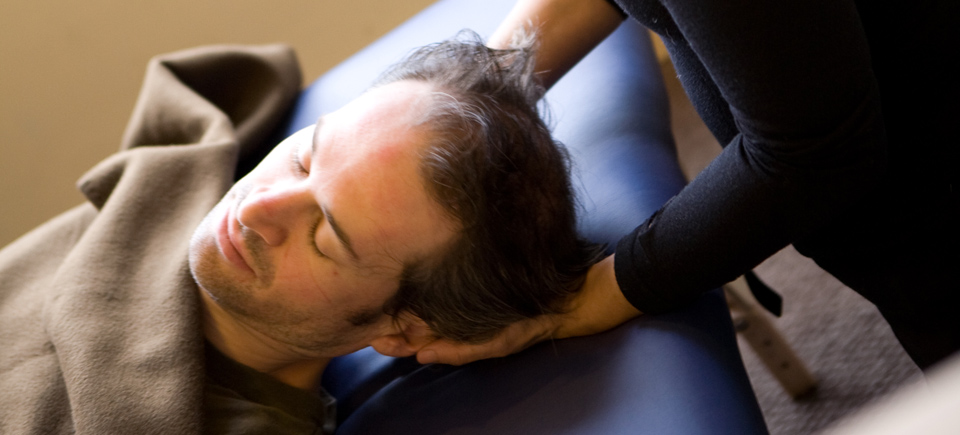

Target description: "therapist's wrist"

left=556, top=254, right=641, bottom=340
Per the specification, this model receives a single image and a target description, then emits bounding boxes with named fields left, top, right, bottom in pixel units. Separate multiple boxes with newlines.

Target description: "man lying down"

left=0, top=32, right=604, bottom=433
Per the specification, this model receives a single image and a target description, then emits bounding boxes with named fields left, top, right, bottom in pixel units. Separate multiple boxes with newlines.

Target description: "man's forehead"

left=344, top=80, right=436, bottom=124
left=317, top=88, right=437, bottom=160
left=309, top=94, right=454, bottom=272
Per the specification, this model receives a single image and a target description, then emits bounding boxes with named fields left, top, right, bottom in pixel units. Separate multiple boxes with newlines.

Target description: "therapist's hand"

left=487, top=0, right=624, bottom=89
left=415, top=254, right=641, bottom=365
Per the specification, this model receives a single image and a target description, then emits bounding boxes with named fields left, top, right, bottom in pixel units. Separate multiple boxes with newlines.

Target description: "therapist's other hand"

left=415, top=254, right=641, bottom=365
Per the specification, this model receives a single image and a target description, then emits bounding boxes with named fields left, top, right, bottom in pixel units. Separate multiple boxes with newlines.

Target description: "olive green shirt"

left=204, top=343, right=336, bottom=434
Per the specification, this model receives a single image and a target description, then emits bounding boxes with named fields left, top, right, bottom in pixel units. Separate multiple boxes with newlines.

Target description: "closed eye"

left=291, top=144, right=309, bottom=176
left=308, top=218, right=327, bottom=258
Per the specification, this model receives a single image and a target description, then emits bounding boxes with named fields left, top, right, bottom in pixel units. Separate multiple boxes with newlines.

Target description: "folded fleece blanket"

left=0, top=44, right=301, bottom=434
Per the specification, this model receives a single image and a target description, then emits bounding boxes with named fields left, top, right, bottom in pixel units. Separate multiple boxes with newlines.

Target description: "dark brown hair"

left=376, top=30, right=606, bottom=342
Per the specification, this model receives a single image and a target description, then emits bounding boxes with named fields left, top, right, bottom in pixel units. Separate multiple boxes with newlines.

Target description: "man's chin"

left=188, top=212, right=217, bottom=283
left=188, top=209, right=239, bottom=304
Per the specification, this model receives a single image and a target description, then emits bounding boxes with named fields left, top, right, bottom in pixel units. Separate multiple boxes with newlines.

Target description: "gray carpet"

left=661, top=60, right=924, bottom=435
left=746, top=247, right=921, bottom=434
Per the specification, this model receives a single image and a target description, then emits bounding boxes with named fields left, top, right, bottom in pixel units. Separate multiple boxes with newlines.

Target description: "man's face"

left=189, top=81, right=456, bottom=358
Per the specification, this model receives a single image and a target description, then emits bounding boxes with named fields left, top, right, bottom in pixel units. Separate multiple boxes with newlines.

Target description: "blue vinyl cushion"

left=279, top=0, right=769, bottom=433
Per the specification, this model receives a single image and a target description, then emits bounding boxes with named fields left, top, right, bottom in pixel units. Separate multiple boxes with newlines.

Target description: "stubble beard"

left=187, top=208, right=359, bottom=355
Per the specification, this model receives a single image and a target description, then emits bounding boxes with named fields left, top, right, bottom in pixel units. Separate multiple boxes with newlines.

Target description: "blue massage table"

left=277, top=0, right=769, bottom=433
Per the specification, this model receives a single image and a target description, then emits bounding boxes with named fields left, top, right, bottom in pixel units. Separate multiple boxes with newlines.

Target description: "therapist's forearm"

left=489, top=0, right=625, bottom=89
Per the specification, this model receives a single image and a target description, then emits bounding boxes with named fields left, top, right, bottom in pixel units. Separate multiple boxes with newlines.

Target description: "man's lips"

left=217, top=205, right=254, bottom=274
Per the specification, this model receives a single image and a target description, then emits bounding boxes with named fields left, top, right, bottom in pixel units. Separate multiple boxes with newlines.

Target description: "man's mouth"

left=217, top=204, right=255, bottom=274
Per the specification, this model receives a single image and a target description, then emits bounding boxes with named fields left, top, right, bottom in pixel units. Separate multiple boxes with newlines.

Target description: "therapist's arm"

left=416, top=255, right=641, bottom=366
left=489, top=0, right=625, bottom=89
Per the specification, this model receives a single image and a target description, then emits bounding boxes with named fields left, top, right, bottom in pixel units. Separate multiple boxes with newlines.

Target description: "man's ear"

left=369, top=316, right=436, bottom=358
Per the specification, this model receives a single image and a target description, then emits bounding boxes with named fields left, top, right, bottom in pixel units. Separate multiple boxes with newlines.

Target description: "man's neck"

left=199, top=290, right=330, bottom=390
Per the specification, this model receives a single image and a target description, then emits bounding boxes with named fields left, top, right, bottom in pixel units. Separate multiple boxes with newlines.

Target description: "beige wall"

left=0, top=0, right=435, bottom=247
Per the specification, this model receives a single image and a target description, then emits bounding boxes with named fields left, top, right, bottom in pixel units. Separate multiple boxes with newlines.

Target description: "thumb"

left=416, top=316, right=558, bottom=365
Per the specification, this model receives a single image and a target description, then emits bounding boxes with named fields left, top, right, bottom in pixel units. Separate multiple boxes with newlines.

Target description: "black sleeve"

left=612, top=0, right=888, bottom=313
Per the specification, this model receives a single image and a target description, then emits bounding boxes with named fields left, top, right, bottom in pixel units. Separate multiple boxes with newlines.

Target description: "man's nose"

left=236, top=183, right=313, bottom=246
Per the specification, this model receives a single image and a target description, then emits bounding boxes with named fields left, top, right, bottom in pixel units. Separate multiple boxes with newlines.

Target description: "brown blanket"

left=0, top=44, right=300, bottom=434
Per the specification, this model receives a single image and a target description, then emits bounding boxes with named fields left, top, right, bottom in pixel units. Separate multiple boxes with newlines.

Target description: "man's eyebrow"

left=322, top=204, right=360, bottom=262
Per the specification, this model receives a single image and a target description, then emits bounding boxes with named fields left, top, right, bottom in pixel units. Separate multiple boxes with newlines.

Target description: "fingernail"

left=418, top=350, right=437, bottom=364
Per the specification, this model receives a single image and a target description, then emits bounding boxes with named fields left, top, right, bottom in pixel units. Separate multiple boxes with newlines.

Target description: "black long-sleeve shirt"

left=609, top=0, right=959, bottom=367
